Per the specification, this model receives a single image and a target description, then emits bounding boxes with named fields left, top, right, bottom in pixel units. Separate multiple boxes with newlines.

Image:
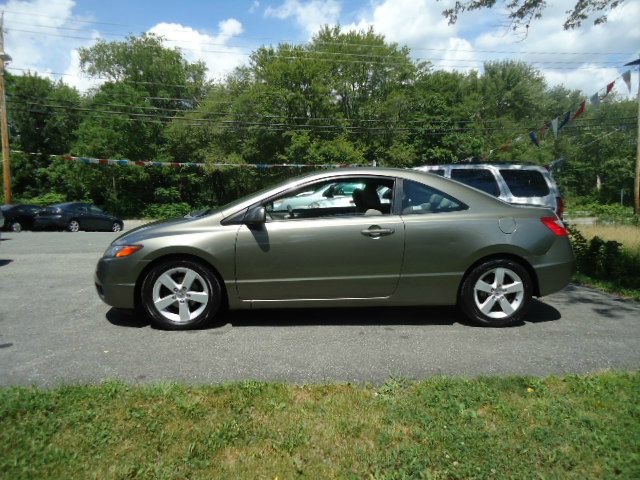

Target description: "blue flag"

left=529, top=131, right=539, bottom=147
left=558, top=111, right=571, bottom=129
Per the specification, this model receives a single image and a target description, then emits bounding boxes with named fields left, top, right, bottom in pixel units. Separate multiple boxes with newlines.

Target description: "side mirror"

left=244, top=206, right=266, bottom=226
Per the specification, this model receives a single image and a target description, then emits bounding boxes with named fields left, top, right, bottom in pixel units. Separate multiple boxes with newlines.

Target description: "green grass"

left=2, top=373, right=639, bottom=479
left=573, top=273, right=640, bottom=301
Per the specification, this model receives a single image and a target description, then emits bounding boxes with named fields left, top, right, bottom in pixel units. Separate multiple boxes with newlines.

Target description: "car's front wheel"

left=112, top=221, right=122, bottom=232
left=459, top=259, right=532, bottom=327
left=141, top=259, right=222, bottom=330
left=10, top=221, right=22, bottom=232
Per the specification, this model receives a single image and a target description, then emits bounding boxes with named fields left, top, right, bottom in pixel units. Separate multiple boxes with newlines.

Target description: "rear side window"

left=450, top=169, right=500, bottom=197
left=500, top=169, right=550, bottom=197
left=401, top=180, right=467, bottom=215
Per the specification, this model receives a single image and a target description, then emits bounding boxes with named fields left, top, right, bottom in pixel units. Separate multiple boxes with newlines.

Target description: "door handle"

left=361, top=226, right=395, bottom=238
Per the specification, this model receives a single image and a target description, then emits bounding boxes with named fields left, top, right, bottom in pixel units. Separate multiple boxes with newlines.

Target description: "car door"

left=395, top=178, right=476, bottom=305
left=88, top=205, right=112, bottom=230
left=234, top=176, right=405, bottom=301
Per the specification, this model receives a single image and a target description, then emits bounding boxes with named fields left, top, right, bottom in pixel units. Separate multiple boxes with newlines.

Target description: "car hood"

left=111, top=214, right=223, bottom=245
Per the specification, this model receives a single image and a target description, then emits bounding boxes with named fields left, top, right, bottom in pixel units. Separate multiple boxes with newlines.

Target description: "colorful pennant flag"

left=540, top=124, right=548, bottom=138
left=572, top=99, right=586, bottom=121
left=590, top=92, right=600, bottom=108
left=622, top=70, right=632, bottom=92
left=529, top=131, right=539, bottom=147
left=551, top=117, right=559, bottom=137
left=558, top=111, right=571, bottom=130
left=606, top=81, right=615, bottom=95
left=499, top=140, right=512, bottom=152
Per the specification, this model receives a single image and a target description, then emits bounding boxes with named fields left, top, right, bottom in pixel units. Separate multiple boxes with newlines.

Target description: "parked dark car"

left=34, top=202, right=124, bottom=232
left=1, top=204, right=43, bottom=232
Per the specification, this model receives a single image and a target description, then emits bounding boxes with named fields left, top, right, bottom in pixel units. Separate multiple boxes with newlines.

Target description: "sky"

left=1, top=0, right=638, bottom=96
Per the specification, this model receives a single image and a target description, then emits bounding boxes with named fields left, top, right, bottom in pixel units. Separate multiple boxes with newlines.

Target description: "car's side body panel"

left=234, top=215, right=405, bottom=301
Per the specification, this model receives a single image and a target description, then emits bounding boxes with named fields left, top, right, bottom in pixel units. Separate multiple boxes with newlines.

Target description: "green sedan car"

left=95, top=168, right=574, bottom=329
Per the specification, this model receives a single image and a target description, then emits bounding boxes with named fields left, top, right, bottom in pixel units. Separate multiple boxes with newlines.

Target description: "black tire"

left=10, top=221, right=22, bottom=232
left=112, top=221, right=123, bottom=232
left=458, top=258, right=532, bottom=327
left=141, top=259, right=222, bottom=330
left=67, top=219, right=80, bottom=232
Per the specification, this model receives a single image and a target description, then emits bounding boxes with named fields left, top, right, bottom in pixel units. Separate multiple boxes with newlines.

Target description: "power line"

left=7, top=98, right=637, bottom=135
left=8, top=93, right=638, bottom=127
left=4, top=26, right=637, bottom=69
left=1, top=9, right=636, bottom=56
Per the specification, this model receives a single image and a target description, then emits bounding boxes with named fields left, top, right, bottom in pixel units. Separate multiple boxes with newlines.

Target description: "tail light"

left=541, top=216, right=568, bottom=237
left=555, top=196, right=565, bottom=219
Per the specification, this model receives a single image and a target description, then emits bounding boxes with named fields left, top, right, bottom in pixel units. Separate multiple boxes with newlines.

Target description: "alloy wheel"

left=473, top=267, right=524, bottom=319
left=112, top=222, right=122, bottom=232
left=68, top=220, right=80, bottom=232
left=151, top=267, right=210, bottom=323
left=11, top=221, right=22, bottom=232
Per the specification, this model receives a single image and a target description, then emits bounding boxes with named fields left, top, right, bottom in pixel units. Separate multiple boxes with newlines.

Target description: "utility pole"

left=0, top=13, right=12, bottom=205
left=625, top=56, right=640, bottom=214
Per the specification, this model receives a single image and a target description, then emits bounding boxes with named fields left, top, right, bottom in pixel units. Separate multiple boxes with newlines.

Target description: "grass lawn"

left=575, top=224, right=640, bottom=254
left=1, top=373, right=639, bottom=479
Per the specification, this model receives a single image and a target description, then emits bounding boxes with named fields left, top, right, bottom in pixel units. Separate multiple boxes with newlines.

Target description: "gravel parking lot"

left=1, top=228, right=639, bottom=387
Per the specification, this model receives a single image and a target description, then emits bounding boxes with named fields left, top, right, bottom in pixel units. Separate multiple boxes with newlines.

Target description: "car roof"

left=416, top=163, right=549, bottom=172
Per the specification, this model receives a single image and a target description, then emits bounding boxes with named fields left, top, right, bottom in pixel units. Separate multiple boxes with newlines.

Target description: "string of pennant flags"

left=504, top=68, right=636, bottom=152
left=10, top=152, right=367, bottom=170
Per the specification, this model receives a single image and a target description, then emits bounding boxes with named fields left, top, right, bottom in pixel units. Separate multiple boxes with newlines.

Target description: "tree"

left=442, top=0, right=625, bottom=31
left=78, top=33, right=208, bottom=111
left=6, top=72, right=82, bottom=154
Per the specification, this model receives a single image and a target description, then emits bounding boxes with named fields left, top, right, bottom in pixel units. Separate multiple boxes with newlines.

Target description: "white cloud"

left=265, top=0, right=341, bottom=37
left=148, top=19, right=248, bottom=81
left=472, top=1, right=640, bottom=95
left=2, top=0, right=100, bottom=90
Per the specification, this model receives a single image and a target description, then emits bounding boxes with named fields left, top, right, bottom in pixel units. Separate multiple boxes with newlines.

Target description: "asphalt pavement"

left=1, top=228, right=639, bottom=387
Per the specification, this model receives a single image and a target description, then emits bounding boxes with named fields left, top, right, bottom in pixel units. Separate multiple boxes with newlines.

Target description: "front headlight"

left=103, top=245, right=143, bottom=258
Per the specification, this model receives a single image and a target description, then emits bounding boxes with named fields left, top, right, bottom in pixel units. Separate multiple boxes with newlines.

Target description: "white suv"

left=414, top=163, right=564, bottom=217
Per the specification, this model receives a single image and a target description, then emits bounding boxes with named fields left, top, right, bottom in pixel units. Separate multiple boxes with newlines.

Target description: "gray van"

left=414, top=163, right=564, bottom=217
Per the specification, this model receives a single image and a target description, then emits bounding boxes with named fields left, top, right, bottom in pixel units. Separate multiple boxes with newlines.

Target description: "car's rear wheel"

left=112, top=222, right=122, bottom=232
left=141, top=259, right=222, bottom=330
left=10, top=221, right=22, bottom=232
left=68, top=219, right=80, bottom=232
left=459, top=259, right=532, bottom=327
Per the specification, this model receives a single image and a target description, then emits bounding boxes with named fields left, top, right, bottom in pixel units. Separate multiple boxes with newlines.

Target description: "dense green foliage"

left=568, top=225, right=640, bottom=291
left=1, top=373, right=638, bottom=478
left=3, top=28, right=637, bottom=217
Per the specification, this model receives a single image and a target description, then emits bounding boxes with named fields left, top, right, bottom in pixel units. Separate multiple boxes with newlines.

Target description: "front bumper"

left=95, top=257, right=149, bottom=309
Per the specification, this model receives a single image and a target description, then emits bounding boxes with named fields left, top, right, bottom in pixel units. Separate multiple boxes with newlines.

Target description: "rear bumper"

left=532, top=237, right=575, bottom=296
left=535, top=260, right=575, bottom=296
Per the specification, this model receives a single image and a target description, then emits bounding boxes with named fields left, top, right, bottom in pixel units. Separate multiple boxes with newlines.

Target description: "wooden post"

left=0, top=14, right=11, bottom=205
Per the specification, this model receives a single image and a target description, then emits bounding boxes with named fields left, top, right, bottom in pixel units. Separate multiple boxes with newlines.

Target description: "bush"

left=568, top=225, right=640, bottom=290
left=566, top=198, right=638, bottom=225
left=20, top=192, right=68, bottom=206
left=141, top=202, right=193, bottom=220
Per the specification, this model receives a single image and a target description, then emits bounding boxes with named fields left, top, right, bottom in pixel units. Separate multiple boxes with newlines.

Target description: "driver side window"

left=265, top=177, right=394, bottom=221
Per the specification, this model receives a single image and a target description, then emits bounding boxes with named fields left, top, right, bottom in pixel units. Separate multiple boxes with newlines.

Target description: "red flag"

left=606, top=81, right=615, bottom=95
left=540, top=124, right=548, bottom=138
left=572, top=99, right=586, bottom=122
left=499, top=140, right=512, bottom=152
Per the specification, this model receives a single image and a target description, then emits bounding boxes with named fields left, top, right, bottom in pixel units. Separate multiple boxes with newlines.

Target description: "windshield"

left=186, top=176, right=307, bottom=219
